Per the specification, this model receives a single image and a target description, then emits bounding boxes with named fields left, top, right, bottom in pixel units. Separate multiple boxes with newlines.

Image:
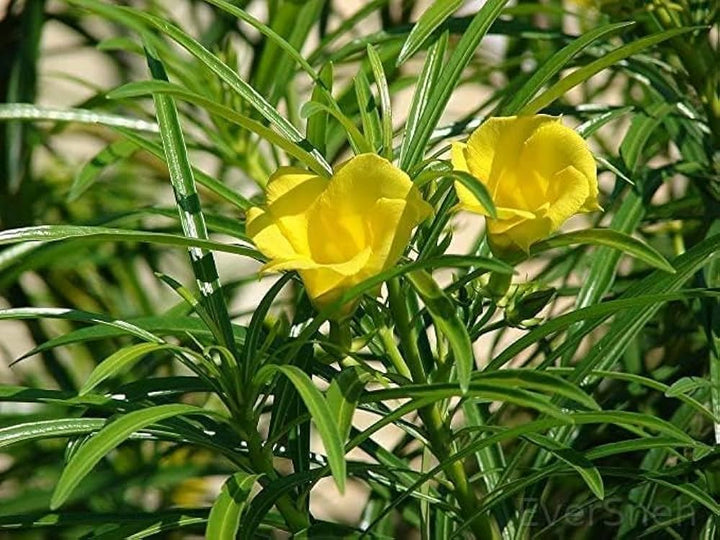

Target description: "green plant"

left=0, top=0, right=719, bottom=538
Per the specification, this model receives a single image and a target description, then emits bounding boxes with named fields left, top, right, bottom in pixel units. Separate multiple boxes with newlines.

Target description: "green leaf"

left=0, top=510, right=208, bottom=534
left=300, top=101, right=372, bottom=154
left=572, top=411, right=697, bottom=444
left=0, top=225, right=260, bottom=259
left=521, top=27, right=696, bottom=114
left=548, top=368, right=714, bottom=421
left=307, top=62, right=333, bottom=156
left=475, top=370, right=600, bottom=411
left=243, top=273, right=293, bottom=380
left=206, top=472, right=261, bottom=540
left=666, top=376, right=711, bottom=398
left=489, top=289, right=720, bottom=370
left=0, top=103, right=158, bottom=132
left=366, top=44, right=393, bottom=160
left=51, top=404, right=206, bottom=509
left=363, top=384, right=573, bottom=419
left=407, top=270, right=474, bottom=392
left=354, top=70, right=382, bottom=152
left=69, top=0, right=332, bottom=175
left=68, top=139, right=139, bottom=202
left=80, top=343, right=173, bottom=395
left=620, top=102, right=677, bottom=174
left=571, top=234, right=720, bottom=383
left=500, top=22, right=634, bottom=114
left=18, top=316, right=246, bottom=361
left=0, top=418, right=105, bottom=449
left=107, top=81, right=330, bottom=177
left=400, top=0, right=509, bottom=170
left=326, top=367, right=369, bottom=442
left=449, top=170, right=497, bottom=218
left=529, top=228, right=675, bottom=273
left=143, top=41, right=238, bottom=356
left=0, top=307, right=162, bottom=345
left=571, top=188, right=646, bottom=318
left=254, top=365, right=346, bottom=493
left=522, top=432, right=604, bottom=499
left=113, top=126, right=251, bottom=209
left=397, top=0, right=463, bottom=65
left=399, top=31, right=447, bottom=166
left=576, top=106, right=635, bottom=138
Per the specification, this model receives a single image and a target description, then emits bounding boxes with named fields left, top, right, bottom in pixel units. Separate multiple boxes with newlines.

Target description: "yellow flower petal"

left=450, top=142, right=470, bottom=173
left=247, top=154, right=433, bottom=314
left=301, top=247, right=372, bottom=298
left=307, top=153, right=431, bottom=265
left=466, top=115, right=556, bottom=207
left=544, top=166, right=591, bottom=229
left=489, top=215, right=553, bottom=254
left=452, top=142, right=496, bottom=216
left=263, top=167, right=328, bottom=256
left=522, top=119, right=598, bottom=211
left=451, top=115, right=601, bottom=258
left=246, top=207, right=299, bottom=262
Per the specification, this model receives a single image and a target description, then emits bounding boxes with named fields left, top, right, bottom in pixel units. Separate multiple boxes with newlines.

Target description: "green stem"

left=329, top=319, right=352, bottom=355
left=379, top=325, right=413, bottom=379
left=387, top=278, right=498, bottom=539
left=241, top=418, right=310, bottom=532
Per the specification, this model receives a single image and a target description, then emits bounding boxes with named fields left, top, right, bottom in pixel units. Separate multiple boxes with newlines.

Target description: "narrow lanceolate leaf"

left=620, top=102, right=676, bottom=174
left=399, top=31, right=447, bottom=166
left=68, top=138, right=139, bottom=201
left=254, top=365, right=346, bottom=492
left=144, top=43, right=238, bottom=356
left=0, top=103, right=158, bottom=132
left=407, top=270, right=474, bottom=393
left=474, top=370, right=600, bottom=411
left=397, top=0, right=462, bottom=65
left=489, top=290, right=720, bottom=370
left=572, top=189, right=646, bottom=318
left=366, top=44, right=393, bottom=159
left=307, top=63, right=333, bottom=156
left=111, top=126, right=252, bottom=209
left=500, top=22, right=634, bottom=115
left=354, top=70, right=382, bottom=152
left=243, top=273, right=294, bottom=380
left=0, top=307, right=162, bottom=345
left=19, top=316, right=247, bottom=361
left=401, top=0, right=510, bottom=170
left=51, top=404, right=205, bottom=509
left=576, top=106, right=634, bottom=138
left=522, top=432, right=604, bottom=500
left=529, top=228, right=675, bottom=273
left=69, top=0, right=331, bottom=175
left=572, top=234, right=720, bottom=383
left=108, top=82, right=330, bottom=178
left=206, top=473, right=261, bottom=540
left=326, top=367, right=369, bottom=442
left=449, top=171, right=497, bottom=218
left=300, top=101, right=372, bottom=154
left=0, top=418, right=105, bottom=449
left=0, top=225, right=260, bottom=260
left=80, top=343, right=173, bottom=395
left=520, top=27, right=695, bottom=114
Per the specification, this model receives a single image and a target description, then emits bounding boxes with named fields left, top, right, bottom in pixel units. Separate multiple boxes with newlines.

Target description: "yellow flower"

left=451, top=115, right=601, bottom=257
left=247, top=153, right=433, bottom=313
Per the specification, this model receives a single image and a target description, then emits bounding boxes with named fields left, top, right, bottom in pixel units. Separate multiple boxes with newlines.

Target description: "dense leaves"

left=0, top=0, right=718, bottom=538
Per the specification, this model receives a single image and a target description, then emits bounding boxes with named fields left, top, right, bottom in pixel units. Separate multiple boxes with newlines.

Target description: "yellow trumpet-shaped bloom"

left=451, top=115, right=601, bottom=257
left=247, top=153, right=433, bottom=313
